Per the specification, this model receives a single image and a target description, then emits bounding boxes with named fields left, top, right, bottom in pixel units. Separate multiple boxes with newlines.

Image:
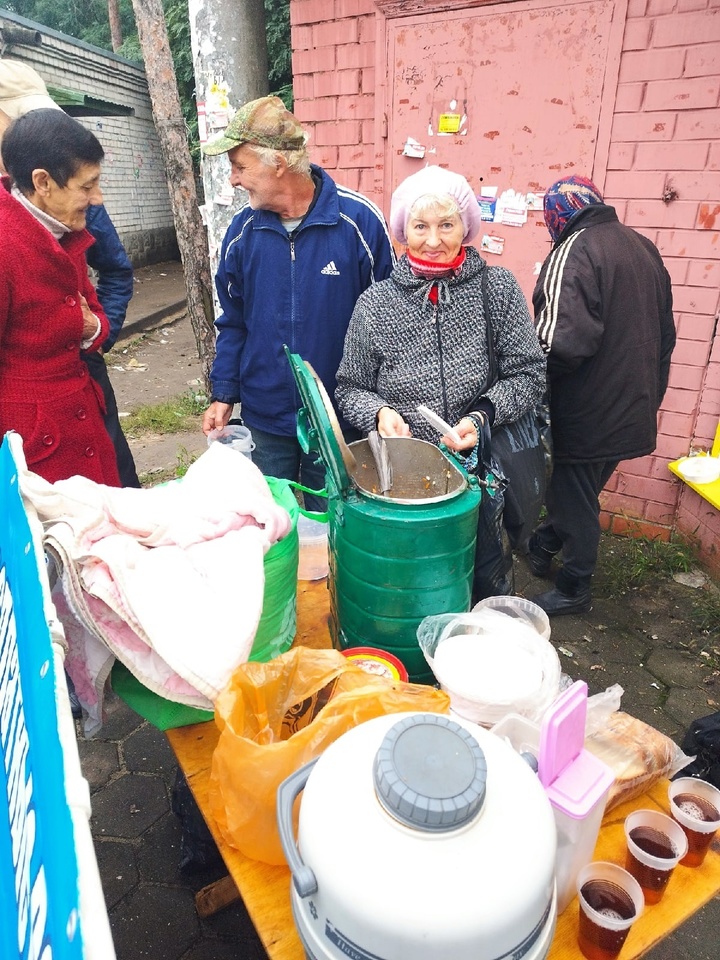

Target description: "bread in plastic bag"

left=584, top=710, right=693, bottom=813
left=208, top=645, right=450, bottom=865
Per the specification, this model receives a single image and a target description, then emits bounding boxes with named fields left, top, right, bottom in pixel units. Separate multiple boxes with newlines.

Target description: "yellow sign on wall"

left=438, top=113, right=462, bottom=133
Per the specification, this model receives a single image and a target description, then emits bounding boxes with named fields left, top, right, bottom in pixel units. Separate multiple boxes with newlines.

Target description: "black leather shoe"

left=530, top=587, right=592, bottom=617
left=522, top=540, right=555, bottom=578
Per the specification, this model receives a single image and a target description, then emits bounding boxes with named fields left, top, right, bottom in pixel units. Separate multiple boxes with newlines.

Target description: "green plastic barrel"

left=111, top=475, right=299, bottom=729
left=328, top=439, right=480, bottom=684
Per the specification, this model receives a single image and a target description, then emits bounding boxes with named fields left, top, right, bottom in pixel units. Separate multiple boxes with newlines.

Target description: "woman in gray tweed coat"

left=336, top=166, right=544, bottom=467
left=336, top=165, right=546, bottom=598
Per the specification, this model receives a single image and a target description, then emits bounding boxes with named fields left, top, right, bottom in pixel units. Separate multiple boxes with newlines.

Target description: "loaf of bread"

left=585, top=711, right=690, bottom=812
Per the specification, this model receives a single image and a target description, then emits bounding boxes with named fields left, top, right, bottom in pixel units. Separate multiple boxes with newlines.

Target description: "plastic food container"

left=472, top=595, right=551, bottom=641
left=297, top=513, right=329, bottom=580
left=341, top=646, right=409, bottom=682
left=418, top=608, right=561, bottom=727
left=676, top=456, right=720, bottom=484
left=491, top=681, right=615, bottom=914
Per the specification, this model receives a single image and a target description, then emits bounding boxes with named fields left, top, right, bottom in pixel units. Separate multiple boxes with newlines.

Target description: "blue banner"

left=0, top=437, right=84, bottom=960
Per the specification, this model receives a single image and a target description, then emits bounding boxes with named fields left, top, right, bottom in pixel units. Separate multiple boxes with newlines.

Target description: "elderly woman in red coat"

left=0, top=108, right=120, bottom=486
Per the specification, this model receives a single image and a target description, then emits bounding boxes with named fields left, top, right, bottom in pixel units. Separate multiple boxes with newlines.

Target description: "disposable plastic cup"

left=207, top=424, right=255, bottom=459
left=624, top=809, right=687, bottom=904
left=669, top=777, right=720, bottom=867
left=576, top=861, right=643, bottom=960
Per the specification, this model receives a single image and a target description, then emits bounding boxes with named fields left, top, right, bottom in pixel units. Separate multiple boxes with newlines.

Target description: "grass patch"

left=138, top=446, right=199, bottom=487
left=122, top=392, right=206, bottom=438
left=597, top=533, right=695, bottom=596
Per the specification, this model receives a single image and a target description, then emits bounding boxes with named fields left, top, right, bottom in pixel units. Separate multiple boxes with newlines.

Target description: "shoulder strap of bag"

left=460, top=266, right=498, bottom=416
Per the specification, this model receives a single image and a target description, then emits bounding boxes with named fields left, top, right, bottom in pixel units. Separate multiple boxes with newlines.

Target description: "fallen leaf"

left=590, top=664, right=605, bottom=671
left=558, top=646, right=574, bottom=658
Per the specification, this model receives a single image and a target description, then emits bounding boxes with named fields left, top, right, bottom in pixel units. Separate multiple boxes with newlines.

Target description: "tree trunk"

left=129, top=0, right=215, bottom=389
left=107, top=0, right=123, bottom=51
left=188, top=0, right=269, bottom=286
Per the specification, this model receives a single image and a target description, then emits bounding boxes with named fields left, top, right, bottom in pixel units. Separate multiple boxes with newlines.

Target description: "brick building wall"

left=0, top=9, right=177, bottom=265
left=291, top=0, right=720, bottom=573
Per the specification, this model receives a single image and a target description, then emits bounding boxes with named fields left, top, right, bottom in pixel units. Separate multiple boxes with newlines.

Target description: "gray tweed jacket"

left=335, top=246, right=546, bottom=442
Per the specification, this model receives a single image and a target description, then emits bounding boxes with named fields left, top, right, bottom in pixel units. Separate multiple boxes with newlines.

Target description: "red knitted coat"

left=0, top=179, right=121, bottom=486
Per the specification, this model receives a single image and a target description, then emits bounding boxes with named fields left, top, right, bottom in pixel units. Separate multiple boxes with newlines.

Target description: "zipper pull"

left=290, top=239, right=295, bottom=262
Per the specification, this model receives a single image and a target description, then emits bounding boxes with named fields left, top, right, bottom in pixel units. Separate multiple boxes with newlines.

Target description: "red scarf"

left=407, top=248, right=466, bottom=304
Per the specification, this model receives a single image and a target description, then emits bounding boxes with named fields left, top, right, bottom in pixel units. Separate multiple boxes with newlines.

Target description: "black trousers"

left=83, top=351, right=141, bottom=488
left=533, top=459, right=619, bottom=586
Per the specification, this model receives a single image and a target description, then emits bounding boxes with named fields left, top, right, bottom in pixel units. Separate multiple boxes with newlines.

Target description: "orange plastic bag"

left=208, top=645, right=450, bottom=864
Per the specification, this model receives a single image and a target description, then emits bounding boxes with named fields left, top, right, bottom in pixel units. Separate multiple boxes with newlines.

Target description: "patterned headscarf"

left=543, top=176, right=604, bottom=242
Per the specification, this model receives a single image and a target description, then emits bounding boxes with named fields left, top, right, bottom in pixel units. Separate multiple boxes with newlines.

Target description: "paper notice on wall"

left=402, top=137, right=426, bottom=158
left=494, top=188, right=527, bottom=226
left=526, top=192, right=545, bottom=211
left=481, top=235, right=505, bottom=256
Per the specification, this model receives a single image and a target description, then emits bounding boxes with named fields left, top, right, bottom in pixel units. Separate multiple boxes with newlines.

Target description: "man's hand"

left=377, top=406, right=411, bottom=438
left=202, top=401, right=233, bottom=436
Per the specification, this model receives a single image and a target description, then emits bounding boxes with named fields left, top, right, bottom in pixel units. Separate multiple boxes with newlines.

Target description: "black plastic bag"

left=171, top=768, right=223, bottom=871
left=469, top=421, right=511, bottom=603
left=491, top=402, right=551, bottom=550
left=674, top=711, right=720, bottom=789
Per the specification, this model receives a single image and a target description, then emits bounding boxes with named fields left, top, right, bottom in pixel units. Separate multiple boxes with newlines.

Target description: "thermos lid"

left=285, top=347, right=353, bottom=498
left=373, top=714, right=487, bottom=831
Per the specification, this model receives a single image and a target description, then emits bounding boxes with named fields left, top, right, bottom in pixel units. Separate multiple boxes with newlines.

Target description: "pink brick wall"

left=291, top=0, right=720, bottom=570
left=291, top=0, right=380, bottom=199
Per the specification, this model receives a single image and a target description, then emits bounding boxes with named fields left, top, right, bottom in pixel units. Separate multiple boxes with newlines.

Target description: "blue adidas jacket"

left=210, top=165, right=395, bottom=436
left=86, top=204, right=134, bottom=351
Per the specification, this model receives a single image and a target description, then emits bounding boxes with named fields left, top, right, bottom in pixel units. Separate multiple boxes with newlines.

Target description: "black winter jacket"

left=532, top=204, right=676, bottom=463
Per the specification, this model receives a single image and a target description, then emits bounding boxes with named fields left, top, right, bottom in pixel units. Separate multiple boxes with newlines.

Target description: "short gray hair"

left=251, top=142, right=311, bottom=178
left=408, top=193, right=461, bottom=223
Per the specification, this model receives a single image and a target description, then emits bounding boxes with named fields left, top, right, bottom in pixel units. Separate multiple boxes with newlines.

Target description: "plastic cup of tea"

left=624, top=809, right=688, bottom=904
left=669, top=777, right=720, bottom=867
left=576, top=861, right=644, bottom=960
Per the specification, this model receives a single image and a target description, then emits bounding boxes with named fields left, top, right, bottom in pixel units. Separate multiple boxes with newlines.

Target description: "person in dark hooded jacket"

left=526, top=176, right=676, bottom=615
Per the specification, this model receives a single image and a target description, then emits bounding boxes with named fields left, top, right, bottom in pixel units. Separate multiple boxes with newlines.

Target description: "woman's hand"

left=442, top=415, right=483, bottom=452
left=377, top=406, right=412, bottom=438
left=202, top=401, right=233, bottom=436
left=79, top=294, right=101, bottom=340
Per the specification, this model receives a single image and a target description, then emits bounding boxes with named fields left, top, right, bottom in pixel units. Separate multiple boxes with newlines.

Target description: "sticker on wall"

left=206, top=79, right=232, bottom=130
left=215, top=183, right=235, bottom=206
left=438, top=113, right=462, bottom=134
left=197, top=102, right=208, bottom=145
left=481, top=235, right=505, bottom=256
left=429, top=92, right=468, bottom=137
left=494, top=189, right=528, bottom=226
left=402, top=137, right=426, bottom=159
left=478, top=186, right=498, bottom=221
left=526, top=192, right=545, bottom=211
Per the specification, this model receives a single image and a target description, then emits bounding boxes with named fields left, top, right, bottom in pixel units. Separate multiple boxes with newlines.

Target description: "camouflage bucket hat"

left=203, top=96, right=306, bottom=156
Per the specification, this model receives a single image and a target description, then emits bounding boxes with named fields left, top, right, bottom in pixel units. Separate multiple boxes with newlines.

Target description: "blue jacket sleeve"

left=85, top=204, right=134, bottom=351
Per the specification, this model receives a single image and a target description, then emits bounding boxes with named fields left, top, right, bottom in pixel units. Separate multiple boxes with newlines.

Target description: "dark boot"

left=522, top=535, right=556, bottom=579
left=531, top=570, right=592, bottom=617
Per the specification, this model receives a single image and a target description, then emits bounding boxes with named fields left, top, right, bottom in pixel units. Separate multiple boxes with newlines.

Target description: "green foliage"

left=265, top=0, right=292, bottom=106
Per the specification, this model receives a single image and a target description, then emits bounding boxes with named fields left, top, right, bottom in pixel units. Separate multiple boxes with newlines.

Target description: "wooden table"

left=167, top=580, right=720, bottom=960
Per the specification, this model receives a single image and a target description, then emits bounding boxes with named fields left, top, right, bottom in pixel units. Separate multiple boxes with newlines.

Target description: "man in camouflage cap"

left=201, top=95, right=395, bottom=510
